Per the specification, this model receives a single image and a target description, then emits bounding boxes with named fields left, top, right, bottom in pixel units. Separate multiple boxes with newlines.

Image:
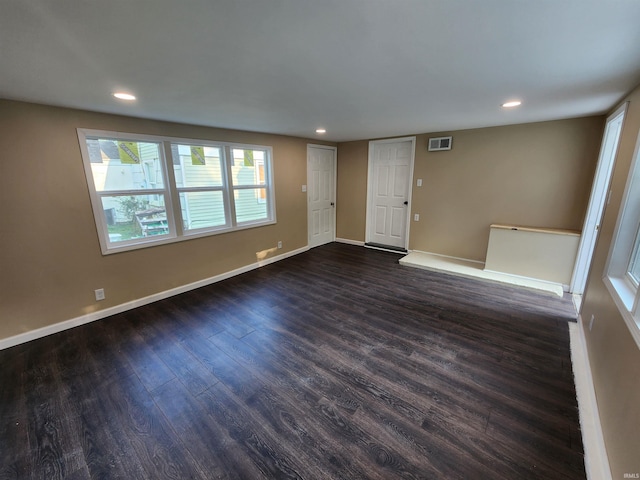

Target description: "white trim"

left=484, top=268, right=569, bottom=292
left=365, top=136, right=416, bottom=251
left=0, top=246, right=309, bottom=351
left=483, top=268, right=569, bottom=292
left=570, top=319, right=612, bottom=480
left=603, top=276, right=640, bottom=349
left=572, top=293, right=583, bottom=313
left=570, top=102, right=627, bottom=294
left=335, top=237, right=365, bottom=246
left=410, top=249, right=485, bottom=266
left=306, top=143, right=338, bottom=151
left=400, top=250, right=564, bottom=296
left=364, top=244, right=407, bottom=254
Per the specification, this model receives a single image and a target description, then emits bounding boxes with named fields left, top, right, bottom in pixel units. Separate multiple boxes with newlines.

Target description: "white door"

left=570, top=103, right=627, bottom=295
left=366, top=137, right=415, bottom=250
left=307, top=144, right=336, bottom=248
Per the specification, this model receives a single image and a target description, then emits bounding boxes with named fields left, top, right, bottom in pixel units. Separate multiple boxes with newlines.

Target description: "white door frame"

left=307, top=144, right=337, bottom=247
left=570, top=102, right=628, bottom=295
left=365, top=136, right=416, bottom=251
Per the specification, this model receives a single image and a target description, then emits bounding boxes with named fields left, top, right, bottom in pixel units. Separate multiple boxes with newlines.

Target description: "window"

left=605, top=126, right=640, bottom=347
left=627, top=229, right=640, bottom=286
left=172, top=143, right=227, bottom=232
left=78, top=129, right=275, bottom=254
left=231, top=148, right=269, bottom=222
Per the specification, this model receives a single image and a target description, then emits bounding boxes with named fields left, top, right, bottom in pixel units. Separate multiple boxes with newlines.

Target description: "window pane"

left=180, top=191, right=226, bottom=230
left=628, top=225, right=640, bottom=285
left=234, top=188, right=267, bottom=223
left=88, top=139, right=164, bottom=191
left=173, top=144, right=223, bottom=188
left=231, top=148, right=266, bottom=186
left=101, top=194, right=168, bottom=242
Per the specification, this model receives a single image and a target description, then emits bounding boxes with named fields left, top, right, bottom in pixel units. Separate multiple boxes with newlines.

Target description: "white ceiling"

left=2, top=0, right=640, bottom=142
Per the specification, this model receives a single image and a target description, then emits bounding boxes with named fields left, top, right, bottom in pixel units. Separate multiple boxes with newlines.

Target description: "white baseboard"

left=0, top=246, right=309, bottom=351
left=569, top=319, right=612, bottom=480
left=483, top=268, right=569, bottom=292
left=364, top=244, right=407, bottom=254
left=408, top=248, right=569, bottom=292
left=410, top=249, right=485, bottom=266
left=335, top=237, right=365, bottom=246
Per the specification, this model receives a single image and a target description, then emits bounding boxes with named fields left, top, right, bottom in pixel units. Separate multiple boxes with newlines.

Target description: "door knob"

left=404, top=201, right=408, bottom=205
left=331, top=202, right=335, bottom=206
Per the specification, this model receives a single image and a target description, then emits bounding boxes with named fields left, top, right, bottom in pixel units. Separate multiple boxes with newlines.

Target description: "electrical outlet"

left=589, top=314, right=595, bottom=331
left=95, top=288, right=105, bottom=301
left=414, top=214, right=420, bottom=221
left=277, top=241, right=282, bottom=249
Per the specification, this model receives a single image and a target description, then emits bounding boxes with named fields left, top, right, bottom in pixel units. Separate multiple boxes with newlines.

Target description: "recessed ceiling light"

left=502, top=100, right=522, bottom=108
left=315, top=128, right=326, bottom=134
left=113, top=92, right=136, bottom=101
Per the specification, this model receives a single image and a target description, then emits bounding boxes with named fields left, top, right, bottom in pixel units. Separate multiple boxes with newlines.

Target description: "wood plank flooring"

left=0, top=243, right=585, bottom=479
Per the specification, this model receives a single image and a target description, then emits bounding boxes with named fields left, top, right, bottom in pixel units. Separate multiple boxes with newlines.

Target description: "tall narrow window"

left=231, top=147, right=271, bottom=224
left=605, top=126, right=640, bottom=347
left=627, top=224, right=640, bottom=286
left=172, top=143, right=228, bottom=232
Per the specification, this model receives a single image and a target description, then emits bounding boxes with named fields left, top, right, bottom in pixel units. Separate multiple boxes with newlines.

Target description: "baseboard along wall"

left=335, top=237, right=365, bottom=246
left=0, top=246, right=309, bottom=351
left=569, top=319, right=612, bottom=480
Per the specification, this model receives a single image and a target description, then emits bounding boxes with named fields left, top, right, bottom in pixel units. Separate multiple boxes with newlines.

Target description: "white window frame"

left=171, top=141, right=231, bottom=235
left=604, top=127, right=640, bottom=349
left=78, top=129, right=276, bottom=255
left=228, top=146, right=273, bottom=224
left=254, top=158, right=267, bottom=204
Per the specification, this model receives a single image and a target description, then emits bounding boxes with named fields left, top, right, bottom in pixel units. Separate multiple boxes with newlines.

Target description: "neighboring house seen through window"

left=78, top=129, right=275, bottom=254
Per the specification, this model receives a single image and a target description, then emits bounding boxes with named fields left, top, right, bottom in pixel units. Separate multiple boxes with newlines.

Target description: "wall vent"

left=428, top=136, right=452, bottom=151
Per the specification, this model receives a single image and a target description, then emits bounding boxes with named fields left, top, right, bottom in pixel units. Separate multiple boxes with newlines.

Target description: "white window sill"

left=603, top=275, right=640, bottom=349
left=102, top=218, right=277, bottom=255
left=606, top=275, right=635, bottom=310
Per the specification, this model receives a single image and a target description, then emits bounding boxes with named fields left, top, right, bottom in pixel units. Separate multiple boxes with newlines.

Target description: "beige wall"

left=336, top=140, right=368, bottom=241
left=0, top=100, right=333, bottom=341
left=580, top=84, right=640, bottom=477
left=337, top=117, right=603, bottom=261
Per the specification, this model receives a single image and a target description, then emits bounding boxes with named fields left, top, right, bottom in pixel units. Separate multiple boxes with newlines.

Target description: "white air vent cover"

left=428, top=136, right=452, bottom=151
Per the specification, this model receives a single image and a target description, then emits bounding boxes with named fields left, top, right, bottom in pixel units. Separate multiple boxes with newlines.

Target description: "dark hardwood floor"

left=0, top=243, right=585, bottom=479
